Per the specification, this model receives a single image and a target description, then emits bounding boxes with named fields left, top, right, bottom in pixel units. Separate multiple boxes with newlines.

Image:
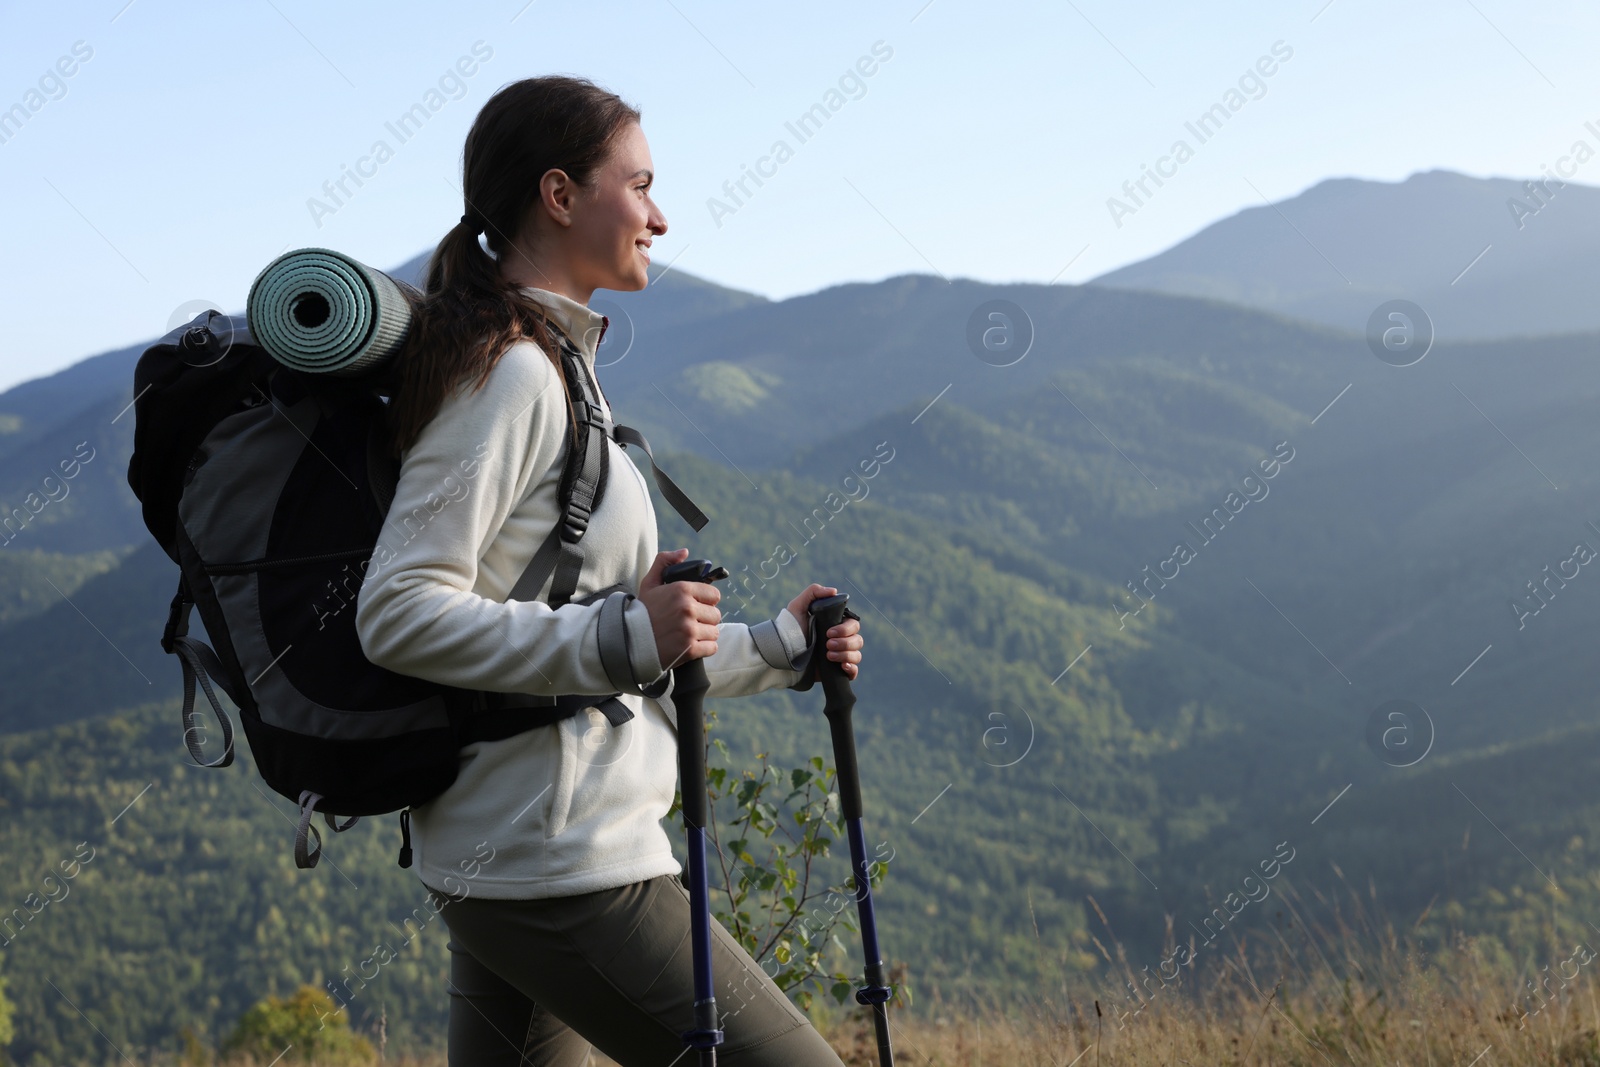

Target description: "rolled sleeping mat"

left=247, top=247, right=411, bottom=376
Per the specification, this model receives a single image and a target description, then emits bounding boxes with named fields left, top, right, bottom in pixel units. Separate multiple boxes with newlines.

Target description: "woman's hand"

left=637, top=548, right=720, bottom=671
left=786, top=584, right=864, bottom=680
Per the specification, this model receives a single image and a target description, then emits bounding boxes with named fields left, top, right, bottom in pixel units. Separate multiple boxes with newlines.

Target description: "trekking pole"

left=804, top=592, right=895, bottom=1067
left=663, top=557, right=729, bottom=1065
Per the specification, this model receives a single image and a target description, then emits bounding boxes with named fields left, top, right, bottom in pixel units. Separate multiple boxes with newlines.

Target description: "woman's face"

left=570, top=121, right=667, bottom=293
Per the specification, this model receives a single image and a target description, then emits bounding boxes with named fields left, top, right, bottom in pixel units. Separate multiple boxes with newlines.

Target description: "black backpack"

left=126, top=309, right=708, bottom=868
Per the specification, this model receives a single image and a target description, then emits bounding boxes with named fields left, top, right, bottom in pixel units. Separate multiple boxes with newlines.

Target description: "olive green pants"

left=433, top=873, right=846, bottom=1066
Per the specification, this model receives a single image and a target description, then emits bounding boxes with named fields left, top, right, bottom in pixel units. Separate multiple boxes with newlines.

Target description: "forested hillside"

left=3, top=245, right=1599, bottom=1060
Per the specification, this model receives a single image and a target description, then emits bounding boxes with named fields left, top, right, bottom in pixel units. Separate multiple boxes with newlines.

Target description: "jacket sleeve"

left=701, top=605, right=816, bottom=700
left=355, top=341, right=664, bottom=697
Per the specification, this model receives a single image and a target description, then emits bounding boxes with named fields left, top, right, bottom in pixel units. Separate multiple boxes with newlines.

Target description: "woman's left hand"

left=786, top=584, right=864, bottom=680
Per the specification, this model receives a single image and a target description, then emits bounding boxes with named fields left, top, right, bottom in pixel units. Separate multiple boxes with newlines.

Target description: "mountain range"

left=4, top=168, right=1600, bottom=1060
left=1090, top=167, right=1600, bottom=341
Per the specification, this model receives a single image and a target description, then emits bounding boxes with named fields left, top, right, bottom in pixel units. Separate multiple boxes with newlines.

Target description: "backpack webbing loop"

left=295, top=790, right=323, bottom=868
left=294, top=790, right=361, bottom=869
left=164, top=582, right=236, bottom=770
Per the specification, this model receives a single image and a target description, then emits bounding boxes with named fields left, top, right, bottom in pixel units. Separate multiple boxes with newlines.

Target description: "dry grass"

left=197, top=965, right=1600, bottom=1067
left=203, top=944, right=1600, bottom=1067
left=204, top=878, right=1600, bottom=1066
left=322, top=956, right=1600, bottom=1067
left=790, top=878, right=1600, bottom=1067
left=342, top=976, right=1600, bottom=1067
left=814, top=965, right=1600, bottom=1066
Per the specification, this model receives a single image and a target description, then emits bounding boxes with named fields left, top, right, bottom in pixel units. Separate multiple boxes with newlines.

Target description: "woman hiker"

left=354, top=75, right=864, bottom=1065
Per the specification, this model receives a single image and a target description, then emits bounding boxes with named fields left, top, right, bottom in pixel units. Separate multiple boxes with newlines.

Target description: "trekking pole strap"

left=748, top=615, right=809, bottom=673
left=789, top=600, right=861, bottom=693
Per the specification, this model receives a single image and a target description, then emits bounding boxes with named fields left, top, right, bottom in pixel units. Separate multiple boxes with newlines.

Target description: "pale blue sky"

left=2, top=0, right=1597, bottom=392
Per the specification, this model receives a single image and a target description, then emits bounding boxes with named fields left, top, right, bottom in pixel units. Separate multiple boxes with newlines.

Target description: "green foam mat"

left=247, top=247, right=410, bottom=376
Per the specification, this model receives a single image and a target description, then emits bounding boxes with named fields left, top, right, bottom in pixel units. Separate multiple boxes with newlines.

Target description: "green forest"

left=3, top=273, right=1599, bottom=1061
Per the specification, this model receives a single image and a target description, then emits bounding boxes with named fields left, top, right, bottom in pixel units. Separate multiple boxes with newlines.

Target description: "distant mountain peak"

left=1091, top=168, right=1600, bottom=340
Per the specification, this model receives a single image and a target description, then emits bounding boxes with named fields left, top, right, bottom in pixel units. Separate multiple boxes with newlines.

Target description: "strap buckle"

left=575, top=397, right=609, bottom=430
left=559, top=498, right=592, bottom=543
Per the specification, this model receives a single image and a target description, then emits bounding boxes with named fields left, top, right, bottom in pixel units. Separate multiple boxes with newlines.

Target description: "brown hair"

left=385, top=75, right=641, bottom=457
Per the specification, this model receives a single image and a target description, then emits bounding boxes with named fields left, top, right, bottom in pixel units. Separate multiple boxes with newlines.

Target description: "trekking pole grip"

left=806, top=594, right=856, bottom=700
left=807, top=593, right=862, bottom=819
left=662, top=557, right=725, bottom=825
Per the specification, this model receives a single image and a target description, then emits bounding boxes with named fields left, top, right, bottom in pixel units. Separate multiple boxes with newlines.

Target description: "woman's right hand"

left=636, top=547, right=720, bottom=672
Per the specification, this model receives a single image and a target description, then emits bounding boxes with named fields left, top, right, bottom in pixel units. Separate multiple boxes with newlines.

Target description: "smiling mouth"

left=635, top=242, right=651, bottom=261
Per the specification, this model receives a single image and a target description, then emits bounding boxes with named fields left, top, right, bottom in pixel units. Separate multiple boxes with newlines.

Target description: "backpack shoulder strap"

left=505, top=332, right=709, bottom=605
left=506, top=337, right=608, bottom=608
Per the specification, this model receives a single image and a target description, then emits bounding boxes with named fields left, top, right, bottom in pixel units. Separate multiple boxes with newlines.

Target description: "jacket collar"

left=519, top=286, right=608, bottom=368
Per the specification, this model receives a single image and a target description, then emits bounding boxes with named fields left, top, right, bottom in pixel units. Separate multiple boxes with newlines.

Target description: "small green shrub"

left=220, top=985, right=374, bottom=1067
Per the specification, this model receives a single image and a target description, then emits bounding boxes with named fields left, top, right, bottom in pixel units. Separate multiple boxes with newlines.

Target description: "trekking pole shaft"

left=676, top=658, right=719, bottom=1062
left=808, top=594, right=895, bottom=1067
left=848, top=816, right=895, bottom=1065
left=664, top=559, right=727, bottom=1064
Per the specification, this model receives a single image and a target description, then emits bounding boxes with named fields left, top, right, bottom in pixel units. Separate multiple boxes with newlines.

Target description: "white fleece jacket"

left=355, top=286, right=814, bottom=899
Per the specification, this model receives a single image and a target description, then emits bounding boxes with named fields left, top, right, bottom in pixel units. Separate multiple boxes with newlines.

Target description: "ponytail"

left=385, top=76, right=641, bottom=458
